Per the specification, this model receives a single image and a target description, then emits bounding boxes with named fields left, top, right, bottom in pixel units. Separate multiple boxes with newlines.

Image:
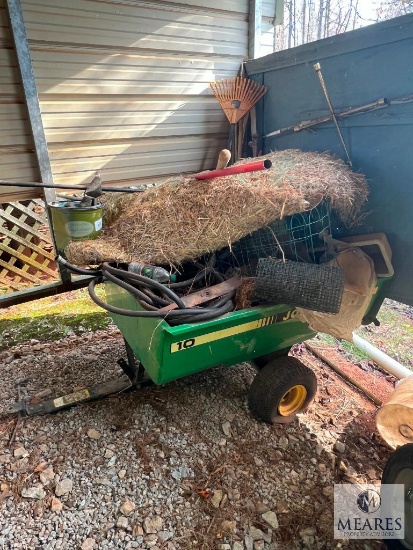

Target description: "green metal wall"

left=246, top=14, right=413, bottom=306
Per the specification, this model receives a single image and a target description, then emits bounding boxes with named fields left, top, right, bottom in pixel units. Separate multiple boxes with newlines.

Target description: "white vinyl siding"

left=20, top=0, right=249, bottom=187
left=0, top=0, right=39, bottom=202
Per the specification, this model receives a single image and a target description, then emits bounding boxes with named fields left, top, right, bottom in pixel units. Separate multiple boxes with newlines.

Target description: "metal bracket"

left=121, top=337, right=146, bottom=384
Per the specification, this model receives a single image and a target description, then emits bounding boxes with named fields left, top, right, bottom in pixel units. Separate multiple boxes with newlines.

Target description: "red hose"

left=194, top=159, right=272, bottom=180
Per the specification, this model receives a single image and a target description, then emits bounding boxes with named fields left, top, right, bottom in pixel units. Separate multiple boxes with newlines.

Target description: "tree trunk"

left=307, top=0, right=313, bottom=42
left=317, top=0, right=325, bottom=40
left=324, top=0, right=331, bottom=37
left=301, top=0, right=307, bottom=45
left=352, top=0, right=359, bottom=29
left=287, top=0, right=293, bottom=48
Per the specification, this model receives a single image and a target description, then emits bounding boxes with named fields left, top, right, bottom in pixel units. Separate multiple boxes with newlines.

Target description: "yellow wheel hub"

left=278, top=385, right=307, bottom=416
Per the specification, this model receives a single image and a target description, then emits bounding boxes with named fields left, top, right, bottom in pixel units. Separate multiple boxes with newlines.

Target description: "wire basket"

left=254, top=258, right=345, bottom=313
left=217, top=201, right=331, bottom=273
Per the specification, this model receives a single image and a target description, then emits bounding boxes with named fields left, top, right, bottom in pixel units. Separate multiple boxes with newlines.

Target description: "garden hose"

left=56, top=255, right=101, bottom=276
left=56, top=257, right=235, bottom=325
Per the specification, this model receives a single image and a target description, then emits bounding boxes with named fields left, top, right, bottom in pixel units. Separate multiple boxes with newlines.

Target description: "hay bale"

left=66, top=150, right=368, bottom=266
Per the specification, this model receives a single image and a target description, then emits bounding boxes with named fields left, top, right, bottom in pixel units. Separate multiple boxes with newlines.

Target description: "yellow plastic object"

left=278, top=385, right=307, bottom=416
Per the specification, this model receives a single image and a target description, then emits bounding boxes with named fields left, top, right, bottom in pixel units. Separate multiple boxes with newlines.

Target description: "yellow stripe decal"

left=170, top=310, right=298, bottom=353
left=53, top=389, right=90, bottom=408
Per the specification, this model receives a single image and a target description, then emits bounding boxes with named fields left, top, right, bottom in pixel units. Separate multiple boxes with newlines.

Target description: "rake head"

left=210, top=77, right=267, bottom=124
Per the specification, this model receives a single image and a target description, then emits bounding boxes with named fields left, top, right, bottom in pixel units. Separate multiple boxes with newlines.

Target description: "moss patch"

left=0, top=287, right=111, bottom=350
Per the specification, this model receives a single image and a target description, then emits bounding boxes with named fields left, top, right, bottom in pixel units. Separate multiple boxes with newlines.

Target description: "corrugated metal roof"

left=0, top=1, right=39, bottom=202
left=18, top=0, right=248, bottom=187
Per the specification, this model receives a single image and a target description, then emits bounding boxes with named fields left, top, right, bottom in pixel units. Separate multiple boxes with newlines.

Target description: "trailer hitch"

left=6, top=376, right=133, bottom=416
left=4, top=339, right=150, bottom=417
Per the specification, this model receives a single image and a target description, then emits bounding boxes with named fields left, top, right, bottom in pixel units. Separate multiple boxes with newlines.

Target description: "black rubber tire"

left=248, top=356, right=317, bottom=424
left=382, top=443, right=413, bottom=549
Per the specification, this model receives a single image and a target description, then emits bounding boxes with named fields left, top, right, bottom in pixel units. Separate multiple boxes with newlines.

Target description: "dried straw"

left=66, top=150, right=368, bottom=266
left=235, top=278, right=256, bottom=310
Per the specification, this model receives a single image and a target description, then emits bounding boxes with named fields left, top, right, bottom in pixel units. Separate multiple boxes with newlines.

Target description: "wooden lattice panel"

left=0, top=199, right=59, bottom=293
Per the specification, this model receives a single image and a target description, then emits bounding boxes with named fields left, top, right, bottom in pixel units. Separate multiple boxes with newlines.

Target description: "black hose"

left=140, top=287, right=172, bottom=307
left=166, top=300, right=234, bottom=326
left=102, top=264, right=186, bottom=309
left=168, top=267, right=224, bottom=289
left=207, top=293, right=234, bottom=308
left=102, top=268, right=166, bottom=308
left=168, top=270, right=209, bottom=289
left=88, top=279, right=233, bottom=321
left=61, top=256, right=234, bottom=325
left=167, top=295, right=234, bottom=323
left=55, top=255, right=101, bottom=276
left=136, top=299, right=158, bottom=311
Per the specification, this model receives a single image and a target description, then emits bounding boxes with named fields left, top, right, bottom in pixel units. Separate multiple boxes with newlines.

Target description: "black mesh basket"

left=254, top=258, right=345, bottom=314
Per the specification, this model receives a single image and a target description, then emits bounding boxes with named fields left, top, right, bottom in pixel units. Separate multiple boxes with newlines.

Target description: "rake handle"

left=228, top=123, right=236, bottom=158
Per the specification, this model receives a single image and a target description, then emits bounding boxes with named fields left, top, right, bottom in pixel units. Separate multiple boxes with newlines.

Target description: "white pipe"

left=352, top=333, right=412, bottom=380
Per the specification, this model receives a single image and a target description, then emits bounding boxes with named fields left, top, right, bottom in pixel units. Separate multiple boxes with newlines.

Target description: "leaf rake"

left=210, top=77, right=267, bottom=155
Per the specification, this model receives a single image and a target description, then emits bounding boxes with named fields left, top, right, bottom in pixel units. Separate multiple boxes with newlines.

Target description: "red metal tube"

left=194, top=159, right=272, bottom=180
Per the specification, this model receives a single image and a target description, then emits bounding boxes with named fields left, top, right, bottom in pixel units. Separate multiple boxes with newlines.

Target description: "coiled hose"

left=56, top=256, right=234, bottom=326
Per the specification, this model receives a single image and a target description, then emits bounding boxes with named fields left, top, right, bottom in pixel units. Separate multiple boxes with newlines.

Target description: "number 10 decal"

left=175, top=338, right=195, bottom=351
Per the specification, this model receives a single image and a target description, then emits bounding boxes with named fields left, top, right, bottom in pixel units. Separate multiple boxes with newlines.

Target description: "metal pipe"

left=0, top=180, right=147, bottom=193
left=6, top=0, right=69, bottom=281
left=313, top=62, right=352, bottom=166
left=296, top=97, right=389, bottom=132
left=6, top=0, right=55, bottom=200
left=263, top=97, right=389, bottom=139
left=352, top=333, right=411, bottom=380
left=194, top=159, right=272, bottom=180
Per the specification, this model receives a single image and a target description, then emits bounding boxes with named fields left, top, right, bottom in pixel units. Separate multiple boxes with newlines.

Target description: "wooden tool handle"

left=216, top=149, right=231, bottom=170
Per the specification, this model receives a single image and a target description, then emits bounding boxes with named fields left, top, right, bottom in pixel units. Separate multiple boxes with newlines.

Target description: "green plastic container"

left=48, top=201, right=103, bottom=254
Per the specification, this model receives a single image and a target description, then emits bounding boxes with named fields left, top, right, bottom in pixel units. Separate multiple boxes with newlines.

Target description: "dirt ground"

left=0, top=306, right=408, bottom=550
left=0, top=289, right=412, bottom=550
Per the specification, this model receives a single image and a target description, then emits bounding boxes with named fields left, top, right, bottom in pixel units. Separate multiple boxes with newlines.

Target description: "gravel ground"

left=0, top=326, right=395, bottom=550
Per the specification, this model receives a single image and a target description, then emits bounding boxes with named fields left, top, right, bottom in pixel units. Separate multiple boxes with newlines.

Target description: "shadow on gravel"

left=79, top=361, right=389, bottom=549
left=1, top=342, right=392, bottom=550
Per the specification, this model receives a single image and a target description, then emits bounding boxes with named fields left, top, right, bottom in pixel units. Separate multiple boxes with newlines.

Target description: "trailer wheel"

left=248, top=356, right=317, bottom=424
left=382, top=443, right=413, bottom=549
